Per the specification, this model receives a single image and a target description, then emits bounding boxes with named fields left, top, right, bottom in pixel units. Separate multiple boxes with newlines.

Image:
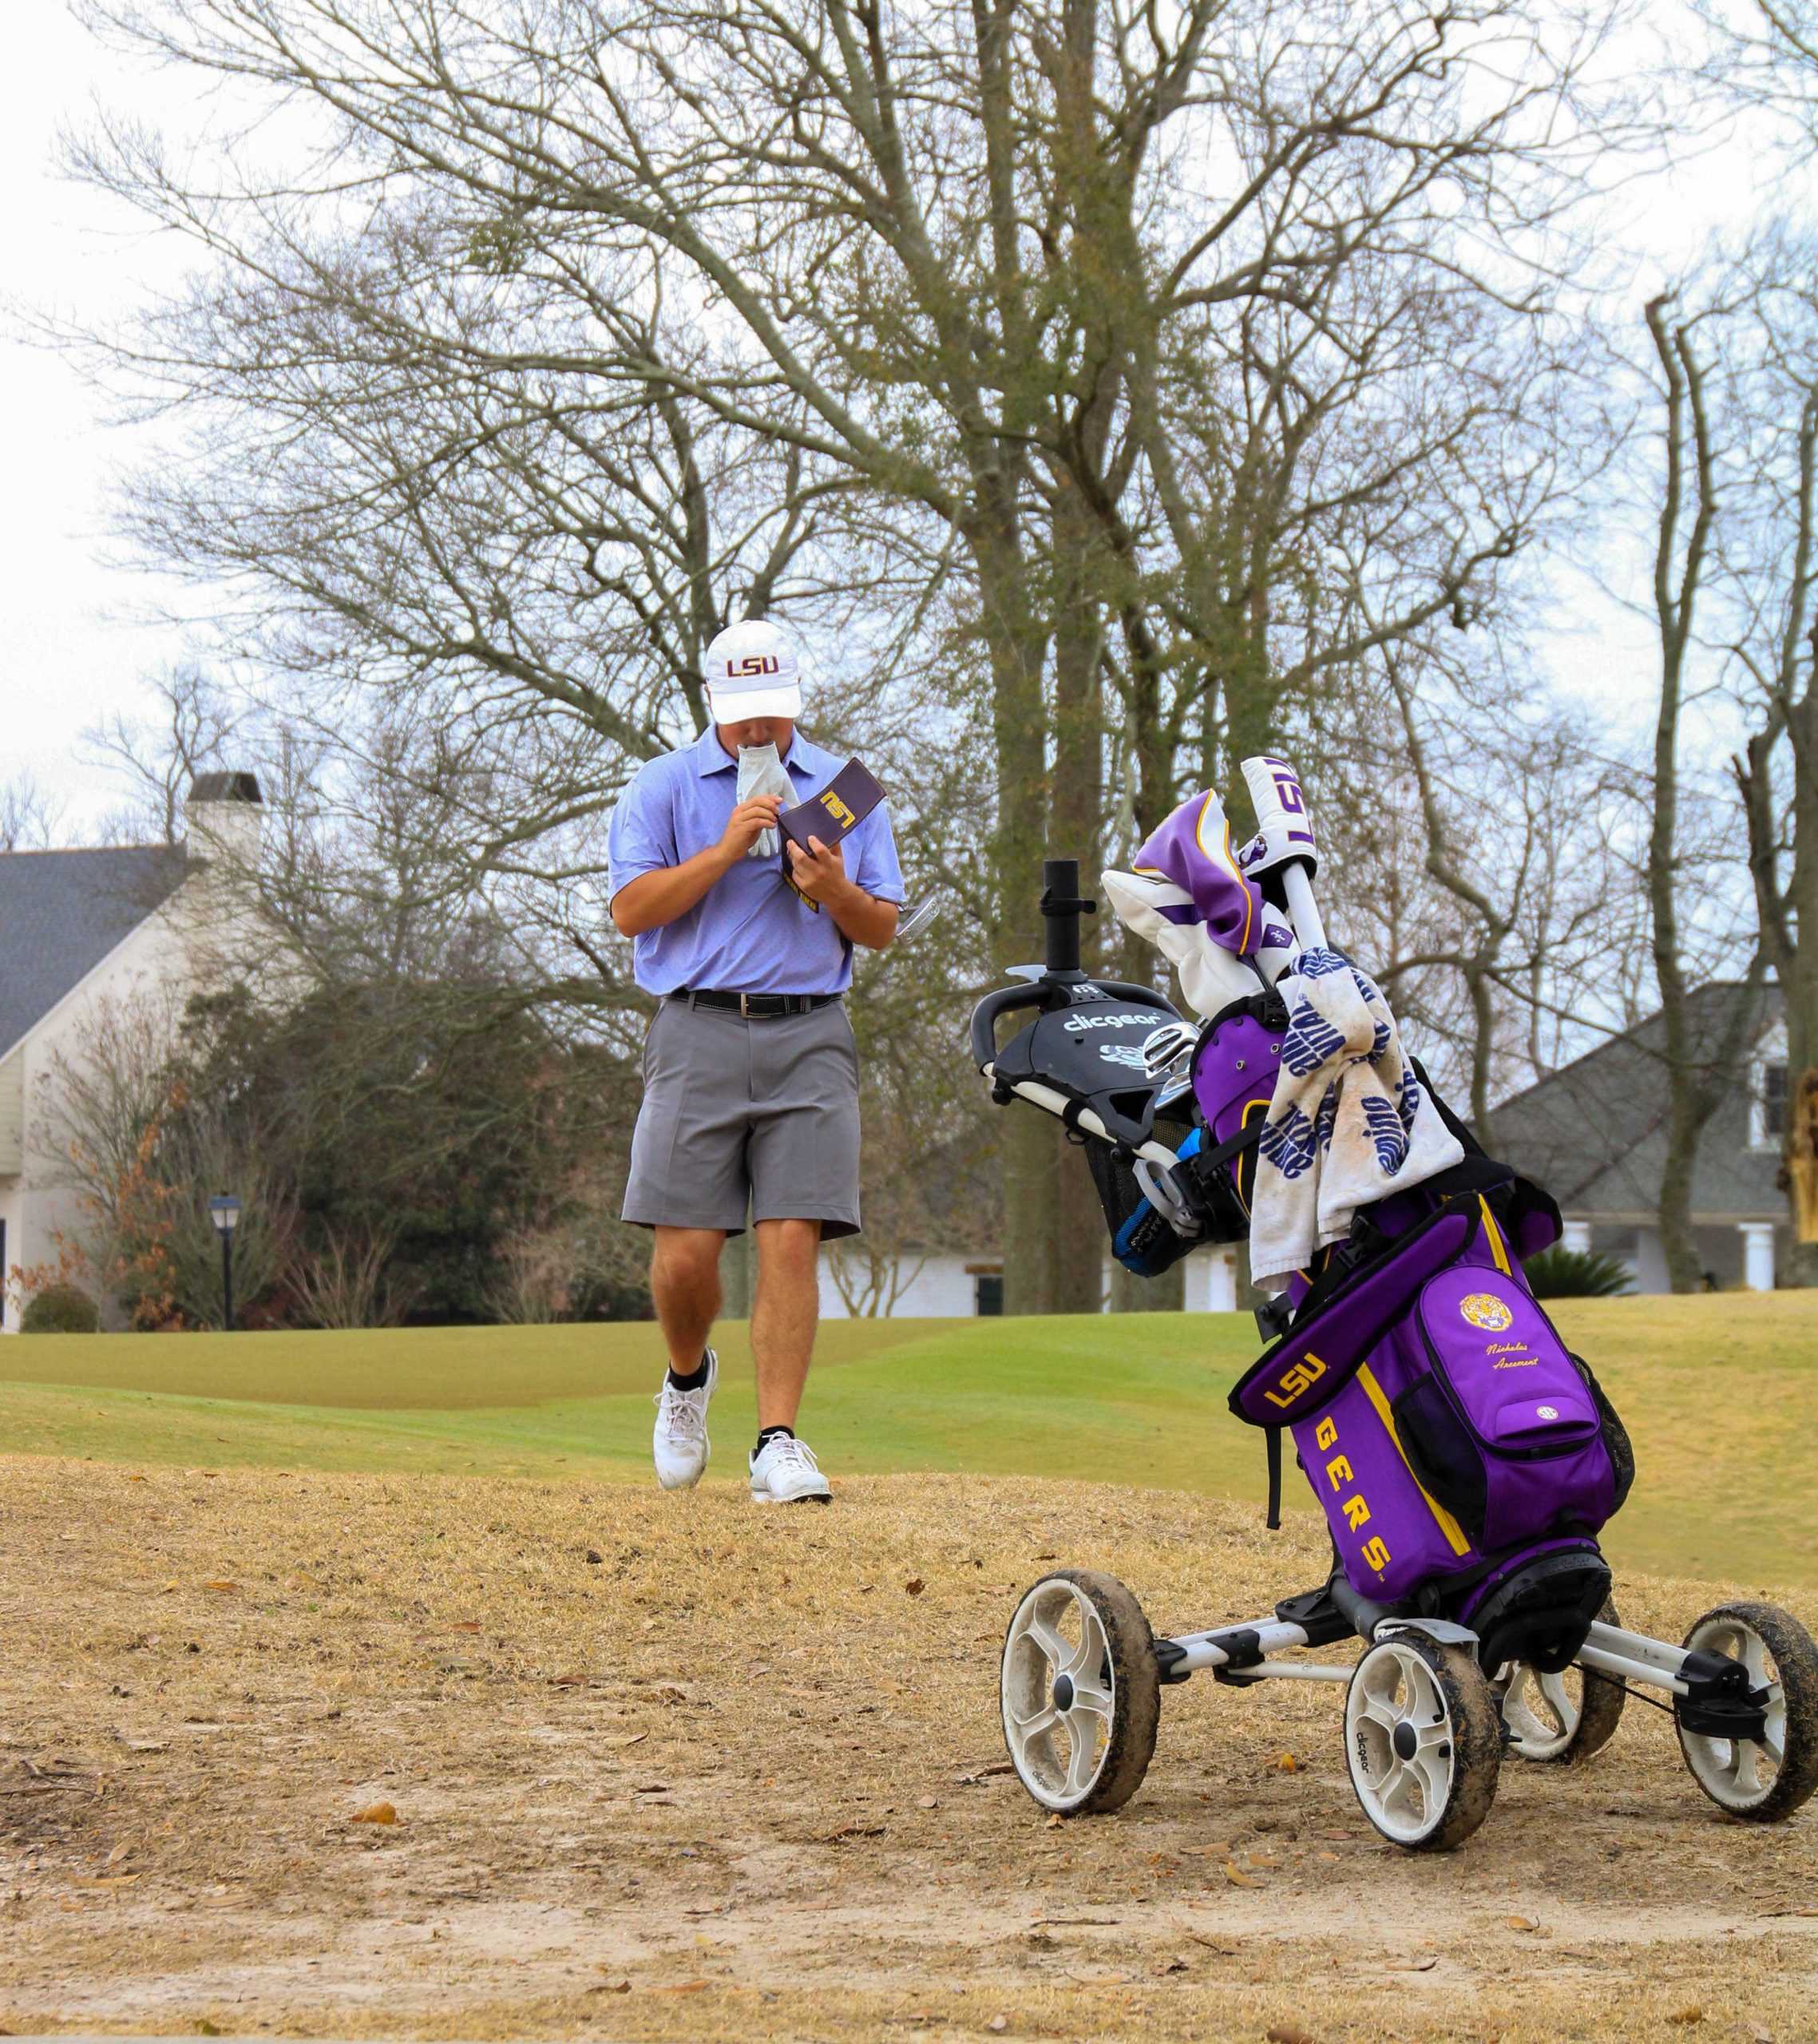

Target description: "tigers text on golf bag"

left=972, top=763, right=1818, bottom=1850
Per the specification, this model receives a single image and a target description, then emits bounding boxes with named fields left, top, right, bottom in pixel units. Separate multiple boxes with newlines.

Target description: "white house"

left=815, top=1239, right=1242, bottom=1320
left=0, top=774, right=265, bottom=1329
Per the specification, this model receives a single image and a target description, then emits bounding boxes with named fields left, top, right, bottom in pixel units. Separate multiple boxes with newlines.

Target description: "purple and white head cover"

left=1135, top=791, right=1268, bottom=952
left=1101, top=790, right=1277, bottom=1018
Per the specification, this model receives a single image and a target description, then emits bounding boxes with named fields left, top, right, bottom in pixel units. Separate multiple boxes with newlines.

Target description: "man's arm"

left=610, top=795, right=783, bottom=937
left=785, top=835, right=900, bottom=949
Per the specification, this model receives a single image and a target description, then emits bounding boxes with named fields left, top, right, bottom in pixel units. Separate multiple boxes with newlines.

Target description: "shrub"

left=1523, top=1246, right=1633, bottom=1300
left=21, top=1283, right=102, bottom=1334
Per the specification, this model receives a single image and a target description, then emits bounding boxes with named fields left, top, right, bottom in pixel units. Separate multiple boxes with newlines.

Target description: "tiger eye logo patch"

left=1459, top=1292, right=1514, bottom=1332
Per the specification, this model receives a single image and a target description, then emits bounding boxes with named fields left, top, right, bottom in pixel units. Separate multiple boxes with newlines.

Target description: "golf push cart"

left=969, top=755, right=1818, bottom=1851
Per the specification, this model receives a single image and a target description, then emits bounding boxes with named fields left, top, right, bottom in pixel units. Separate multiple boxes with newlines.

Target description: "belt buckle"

left=739, top=992, right=751, bottom=1019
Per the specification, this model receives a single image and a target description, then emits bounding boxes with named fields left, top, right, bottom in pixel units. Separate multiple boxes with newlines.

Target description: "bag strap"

left=1265, top=1427, right=1283, bottom=1532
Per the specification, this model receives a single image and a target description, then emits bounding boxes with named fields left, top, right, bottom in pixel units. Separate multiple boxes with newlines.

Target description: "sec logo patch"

left=1460, top=1292, right=1514, bottom=1332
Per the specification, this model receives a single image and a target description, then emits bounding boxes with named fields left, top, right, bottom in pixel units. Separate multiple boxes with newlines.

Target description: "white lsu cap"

left=703, top=617, right=802, bottom=723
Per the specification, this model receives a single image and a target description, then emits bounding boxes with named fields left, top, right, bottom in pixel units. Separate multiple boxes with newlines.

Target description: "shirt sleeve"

left=606, top=762, right=677, bottom=901
left=850, top=799, right=905, bottom=905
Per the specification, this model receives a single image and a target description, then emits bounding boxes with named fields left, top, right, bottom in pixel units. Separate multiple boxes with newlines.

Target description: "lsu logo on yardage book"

left=818, top=789, right=857, bottom=828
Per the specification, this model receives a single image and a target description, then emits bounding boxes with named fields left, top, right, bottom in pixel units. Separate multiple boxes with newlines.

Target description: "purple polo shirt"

left=606, top=726, right=905, bottom=996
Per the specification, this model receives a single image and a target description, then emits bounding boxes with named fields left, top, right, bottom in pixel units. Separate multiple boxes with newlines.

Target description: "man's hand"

left=719, top=794, right=784, bottom=862
left=785, top=833, right=854, bottom=908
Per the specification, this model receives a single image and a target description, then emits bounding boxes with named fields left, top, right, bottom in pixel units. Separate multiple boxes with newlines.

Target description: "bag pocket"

left=1570, top=1352, right=1635, bottom=1515
left=1413, top=1266, right=1602, bottom=1460
left=1392, top=1374, right=1490, bottom=1543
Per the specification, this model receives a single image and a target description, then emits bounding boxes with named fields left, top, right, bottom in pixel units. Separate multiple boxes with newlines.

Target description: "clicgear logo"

left=1063, top=1012, right=1151, bottom=1032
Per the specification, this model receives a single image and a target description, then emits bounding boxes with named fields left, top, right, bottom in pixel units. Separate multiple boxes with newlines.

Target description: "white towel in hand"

left=735, top=743, right=798, bottom=860
left=1249, top=947, right=1464, bottom=1292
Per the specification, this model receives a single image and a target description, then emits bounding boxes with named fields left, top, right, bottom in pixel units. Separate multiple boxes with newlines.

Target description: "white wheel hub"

left=1495, top=1661, right=1583, bottom=1760
left=1679, top=1614, right=1788, bottom=1812
left=1002, top=1578, right=1116, bottom=1810
left=1345, top=1639, right=1458, bottom=1844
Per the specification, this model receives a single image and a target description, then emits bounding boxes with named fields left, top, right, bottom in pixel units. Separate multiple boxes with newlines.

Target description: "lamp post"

left=208, top=1194, right=243, bottom=1332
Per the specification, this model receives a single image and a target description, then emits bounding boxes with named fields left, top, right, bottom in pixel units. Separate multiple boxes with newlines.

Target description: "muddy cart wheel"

left=1677, top=1602, right=1818, bottom=1823
left=1345, top=1633, right=1502, bottom=1852
left=1000, top=1570, right=1160, bottom=1816
left=1496, top=1596, right=1627, bottom=1764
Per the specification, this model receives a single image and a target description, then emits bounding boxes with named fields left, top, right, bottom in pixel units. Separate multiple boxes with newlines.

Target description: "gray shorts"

left=621, top=997, right=861, bottom=1239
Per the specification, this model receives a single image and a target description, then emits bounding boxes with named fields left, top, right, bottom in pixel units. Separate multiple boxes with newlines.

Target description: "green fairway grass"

left=2, top=1293, right=1814, bottom=1587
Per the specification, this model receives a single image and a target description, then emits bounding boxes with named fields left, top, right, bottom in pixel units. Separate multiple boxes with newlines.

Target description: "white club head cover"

left=735, top=743, right=799, bottom=860
left=1101, top=869, right=1261, bottom=1019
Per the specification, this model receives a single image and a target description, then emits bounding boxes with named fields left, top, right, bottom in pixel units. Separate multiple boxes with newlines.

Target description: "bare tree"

left=0, top=773, right=63, bottom=851
left=68, top=0, right=1637, bottom=1309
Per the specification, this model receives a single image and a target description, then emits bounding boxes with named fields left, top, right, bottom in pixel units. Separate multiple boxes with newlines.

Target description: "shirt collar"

left=692, top=725, right=817, bottom=778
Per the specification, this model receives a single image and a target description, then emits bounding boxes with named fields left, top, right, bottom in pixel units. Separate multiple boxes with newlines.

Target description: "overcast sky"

left=0, top=4, right=1781, bottom=838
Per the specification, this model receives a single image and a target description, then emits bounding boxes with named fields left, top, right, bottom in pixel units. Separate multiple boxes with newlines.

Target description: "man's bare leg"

left=650, top=1226, right=725, bottom=1376
left=751, top=1218, right=822, bottom=1429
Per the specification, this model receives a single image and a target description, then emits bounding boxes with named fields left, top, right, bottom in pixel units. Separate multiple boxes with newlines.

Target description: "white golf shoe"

left=652, top=1350, right=717, bottom=1490
left=748, top=1431, right=834, bottom=1505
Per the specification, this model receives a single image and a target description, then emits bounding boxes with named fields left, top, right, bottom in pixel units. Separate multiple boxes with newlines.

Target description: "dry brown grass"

left=1, top=1456, right=1813, bottom=2042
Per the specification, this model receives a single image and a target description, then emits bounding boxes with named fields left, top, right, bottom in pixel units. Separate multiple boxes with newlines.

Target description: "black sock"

left=755, top=1424, right=794, bottom=1455
left=666, top=1354, right=711, bottom=1392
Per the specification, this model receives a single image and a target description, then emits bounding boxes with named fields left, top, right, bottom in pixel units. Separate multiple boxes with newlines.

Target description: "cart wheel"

left=1677, top=1602, right=1818, bottom=1823
left=1345, top=1632, right=1502, bottom=1851
left=1496, top=1596, right=1627, bottom=1764
left=1000, top=1570, right=1160, bottom=1816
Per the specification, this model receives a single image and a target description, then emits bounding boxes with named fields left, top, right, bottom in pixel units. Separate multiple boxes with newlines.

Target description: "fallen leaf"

left=453, top=1621, right=481, bottom=1634
left=987, top=2020, right=1009, bottom=2034
left=1265, top=2028, right=1315, bottom=2044
left=1273, top=1751, right=1298, bottom=1772
left=584, top=1550, right=604, bottom=1565
left=204, top=1581, right=238, bottom=1594
left=588, top=1980, right=632, bottom=1994
left=1224, top=1860, right=1262, bottom=1888
left=635, top=1783, right=671, bottom=1794
left=957, top=1761, right=1016, bottom=1785
left=105, top=1844, right=133, bottom=1866
left=1506, top=1915, right=1539, bottom=1931
left=1666, top=2012, right=1703, bottom=2028
left=602, top=1733, right=648, bottom=1750
left=351, top=1801, right=398, bottom=1825
left=917, top=1795, right=940, bottom=1810
left=1388, top=1956, right=1439, bottom=1973
left=905, top=1578, right=925, bottom=1597
left=1044, top=1812, right=1064, bottom=1829
left=1155, top=1955, right=1189, bottom=1975
left=652, top=1980, right=708, bottom=1994
left=549, top=1674, right=586, bottom=1689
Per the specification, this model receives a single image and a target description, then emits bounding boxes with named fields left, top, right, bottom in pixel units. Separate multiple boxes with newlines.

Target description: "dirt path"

left=1, top=1460, right=1812, bottom=2042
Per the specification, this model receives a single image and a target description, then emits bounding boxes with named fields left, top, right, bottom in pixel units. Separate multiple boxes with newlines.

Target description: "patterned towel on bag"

left=1249, top=946, right=1464, bottom=1292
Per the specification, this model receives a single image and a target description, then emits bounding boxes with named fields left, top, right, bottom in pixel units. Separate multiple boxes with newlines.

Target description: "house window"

left=1762, top=1062, right=1788, bottom=1144
left=974, top=1272, right=1004, bottom=1317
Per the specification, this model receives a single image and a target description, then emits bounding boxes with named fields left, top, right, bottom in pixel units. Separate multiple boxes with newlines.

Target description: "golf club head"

left=897, top=896, right=944, bottom=942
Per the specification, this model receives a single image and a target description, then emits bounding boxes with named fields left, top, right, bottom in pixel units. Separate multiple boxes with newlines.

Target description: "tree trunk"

left=974, top=522, right=1060, bottom=1316
left=1048, top=492, right=1109, bottom=1313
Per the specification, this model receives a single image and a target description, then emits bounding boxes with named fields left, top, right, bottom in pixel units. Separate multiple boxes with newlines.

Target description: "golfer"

left=607, top=619, right=903, bottom=1503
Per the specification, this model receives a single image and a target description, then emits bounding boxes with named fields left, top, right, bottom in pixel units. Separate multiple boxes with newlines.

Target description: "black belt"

left=669, top=988, right=842, bottom=1019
